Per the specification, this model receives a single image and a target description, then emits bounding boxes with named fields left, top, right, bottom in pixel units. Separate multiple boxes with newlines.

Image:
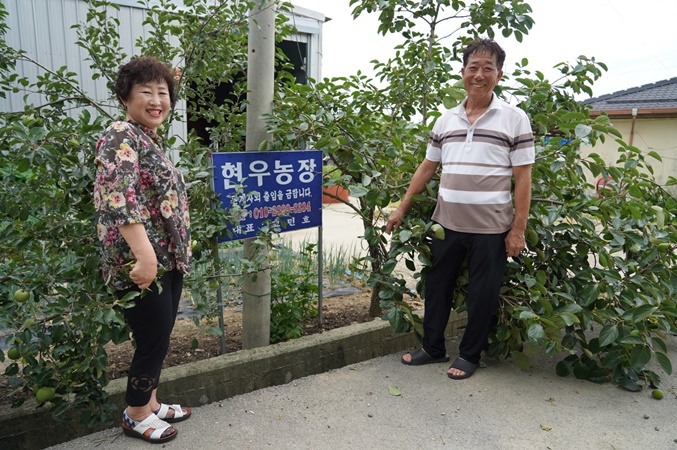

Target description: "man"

left=386, top=39, right=534, bottom=380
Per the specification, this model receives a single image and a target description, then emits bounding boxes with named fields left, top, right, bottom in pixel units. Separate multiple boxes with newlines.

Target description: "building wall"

left=3, top=0, right=142, bottom=113
left=582, top=116, right=677, bottom=193
left=1, top=0, right=184, bottom=142
left=1, top=0, right=326, bottom=152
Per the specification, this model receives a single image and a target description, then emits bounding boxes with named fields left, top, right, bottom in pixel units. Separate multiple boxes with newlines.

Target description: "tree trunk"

left=369, top=283, right=382, bottom=318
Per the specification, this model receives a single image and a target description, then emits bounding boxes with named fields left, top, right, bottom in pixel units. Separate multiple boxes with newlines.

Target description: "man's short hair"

left=462, top=39, right=506, bottom=70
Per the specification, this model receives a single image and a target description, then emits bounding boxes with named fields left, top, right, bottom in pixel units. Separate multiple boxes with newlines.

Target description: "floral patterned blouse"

left=94, top=121, right=192, bottom=290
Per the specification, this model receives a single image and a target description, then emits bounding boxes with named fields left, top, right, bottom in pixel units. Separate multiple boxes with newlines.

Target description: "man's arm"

left=386, top=158, right=439, bottom=234
left=505, top=164, right=532, bottom=257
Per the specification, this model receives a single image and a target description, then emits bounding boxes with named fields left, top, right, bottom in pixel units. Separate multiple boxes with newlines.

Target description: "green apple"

left=7, top=347, right=20, bottom=360
left=430, top=224, right=445, bottom=240
left=14, top=289, right=30, bottom=303
left=35, top=387, right=55, bottom=403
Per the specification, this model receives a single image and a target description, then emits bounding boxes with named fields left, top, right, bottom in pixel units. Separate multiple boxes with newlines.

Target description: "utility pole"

left=242, top=0, right=275, bottom=349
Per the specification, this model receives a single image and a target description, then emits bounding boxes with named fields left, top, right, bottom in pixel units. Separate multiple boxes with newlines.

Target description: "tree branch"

left=17, top=54, right=115, bottom=120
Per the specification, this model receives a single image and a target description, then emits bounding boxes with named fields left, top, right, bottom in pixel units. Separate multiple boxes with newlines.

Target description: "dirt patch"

left=105, top=290, right=380, bottom=380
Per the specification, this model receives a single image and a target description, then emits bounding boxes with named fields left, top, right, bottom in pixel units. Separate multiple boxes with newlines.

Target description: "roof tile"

left=585, top=77, right=677, bottom=110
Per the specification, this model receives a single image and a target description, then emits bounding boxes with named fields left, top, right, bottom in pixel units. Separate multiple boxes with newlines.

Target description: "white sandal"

left=153, top=403, right=192, bottom=423
left=121, top=409, right=177, bottom=443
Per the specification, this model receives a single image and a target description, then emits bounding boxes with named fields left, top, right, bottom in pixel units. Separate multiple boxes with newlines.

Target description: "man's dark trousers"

left=422, top=226, right=508, bottom=364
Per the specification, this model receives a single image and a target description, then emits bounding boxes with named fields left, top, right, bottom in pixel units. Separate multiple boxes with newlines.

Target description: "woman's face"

left=122, top=80, right=171, bottom=132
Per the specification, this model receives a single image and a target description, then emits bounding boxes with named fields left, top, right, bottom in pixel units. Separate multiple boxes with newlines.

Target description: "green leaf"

left=647, top=151, right=662, bottom=162
left=120, top=291, right=141, bottom=302
left=651, top=337, right=668, bottom=353
left=628, top=346, right=651, bottom=371
left=655, top=352, right=672, bottom=375
left=537, top=297, right=554, bottom=314
left=527, top=323, right=545, bottom=341
left=600, top=352, right=623, bottom=369
left=619, top=336, right=643, bottom=345
left=632, top=305, right=657, bottom=323
left=556, top=304, right=583, bottom=314
left=579, top=284, right=599, bottom=307
left=574, top=124, right=592, bottom=139
left=559, top=312, right=579, bottom=326
left=598, top=324, right=619, bottom=347
left=347, top=185, right=368, bottom=197
left=519, top=310, right=538, bottom=320
left=208, top=326, right=223, bottom=337
left=628, top=185, right=643, bottom=198
left=388, top=386, right=401, bottom=396
left=398, top=230, right=412, bottom=242
left=617, top=378, right=642, bottom=392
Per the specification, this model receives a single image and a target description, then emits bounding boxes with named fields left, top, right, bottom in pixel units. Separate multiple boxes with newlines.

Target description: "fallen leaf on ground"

left=388, top=386, right=401, bottom=396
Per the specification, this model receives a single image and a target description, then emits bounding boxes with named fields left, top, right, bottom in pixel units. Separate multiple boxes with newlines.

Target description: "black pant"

left=115, top=269, right=183, bottom=407
left=423, top=227, right=508, bottom=364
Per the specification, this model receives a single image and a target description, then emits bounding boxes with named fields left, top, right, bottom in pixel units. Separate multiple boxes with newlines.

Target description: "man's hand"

left=505, top=229, right=526, bottom=258
left=386, top=159, right=439, bottom=235
left=386, top=207, right=406, bottom=234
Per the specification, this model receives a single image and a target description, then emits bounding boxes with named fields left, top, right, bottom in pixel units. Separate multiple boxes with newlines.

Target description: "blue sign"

left=212, top=150, right=323, bottom=242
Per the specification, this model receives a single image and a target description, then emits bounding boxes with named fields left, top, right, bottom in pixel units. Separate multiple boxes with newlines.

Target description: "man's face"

left=461, top=51, right=503, bottom=101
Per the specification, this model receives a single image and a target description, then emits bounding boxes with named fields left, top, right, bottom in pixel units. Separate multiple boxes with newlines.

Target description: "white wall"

left=582, top=117, right=677, bottom=194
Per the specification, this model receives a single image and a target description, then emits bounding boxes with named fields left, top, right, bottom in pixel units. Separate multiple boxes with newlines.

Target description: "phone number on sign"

left=252, top=202, right=313, bottom=219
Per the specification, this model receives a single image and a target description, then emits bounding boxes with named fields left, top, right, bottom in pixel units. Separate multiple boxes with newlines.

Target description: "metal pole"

left=242, top=0, right=275, bottom=349
left=209, top=153, right=227, bottom=355
left=215, top=237, right=227, bottom=355
left=318, top=225, right=323, bottom=325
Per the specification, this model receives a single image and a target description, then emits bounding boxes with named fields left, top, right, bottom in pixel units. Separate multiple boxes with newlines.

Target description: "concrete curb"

left=0, top=312, right=466, bottom=450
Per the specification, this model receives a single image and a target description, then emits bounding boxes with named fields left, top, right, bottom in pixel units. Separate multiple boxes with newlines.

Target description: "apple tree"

left=0, top=0, right=293, bottom=425
left=264, top=0, right=677, bottom=390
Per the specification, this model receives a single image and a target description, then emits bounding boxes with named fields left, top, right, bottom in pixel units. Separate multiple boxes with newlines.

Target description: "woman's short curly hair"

left=114, top=56, right=177, bottom=108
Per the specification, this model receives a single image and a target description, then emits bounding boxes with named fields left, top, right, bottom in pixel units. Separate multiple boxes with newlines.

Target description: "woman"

left=94, top=56, right=192, bottom=443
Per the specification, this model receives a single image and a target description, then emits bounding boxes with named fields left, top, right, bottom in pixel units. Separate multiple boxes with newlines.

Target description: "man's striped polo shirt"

left=425, top=95, right=535, bottom=234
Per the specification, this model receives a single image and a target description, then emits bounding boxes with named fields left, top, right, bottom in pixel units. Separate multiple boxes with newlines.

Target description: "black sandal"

left=401, top=348, right=450, bottom=366
left=447, top=357, right=478, bottom=380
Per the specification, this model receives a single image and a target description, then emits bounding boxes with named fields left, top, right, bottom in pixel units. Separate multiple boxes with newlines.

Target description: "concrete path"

left=48, top=334, right=677, bottom=449
left=283, top=198, right=367, bottom=253
left=283, top=198, right=419, bottom=290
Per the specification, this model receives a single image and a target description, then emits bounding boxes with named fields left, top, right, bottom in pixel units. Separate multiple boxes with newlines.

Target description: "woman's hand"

left=118, top=223, right=158, bottom=290
left=129, top=256, right=158, bottom=290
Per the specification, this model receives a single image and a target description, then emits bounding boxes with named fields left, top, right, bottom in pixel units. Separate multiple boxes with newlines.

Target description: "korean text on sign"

left=212, top=150, right=323, bottom=242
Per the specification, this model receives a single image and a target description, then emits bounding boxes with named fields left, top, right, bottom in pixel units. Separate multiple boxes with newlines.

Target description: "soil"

left=105, top=289, right=378, bottom=380
left=1, top=289, right=422, bottom=406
